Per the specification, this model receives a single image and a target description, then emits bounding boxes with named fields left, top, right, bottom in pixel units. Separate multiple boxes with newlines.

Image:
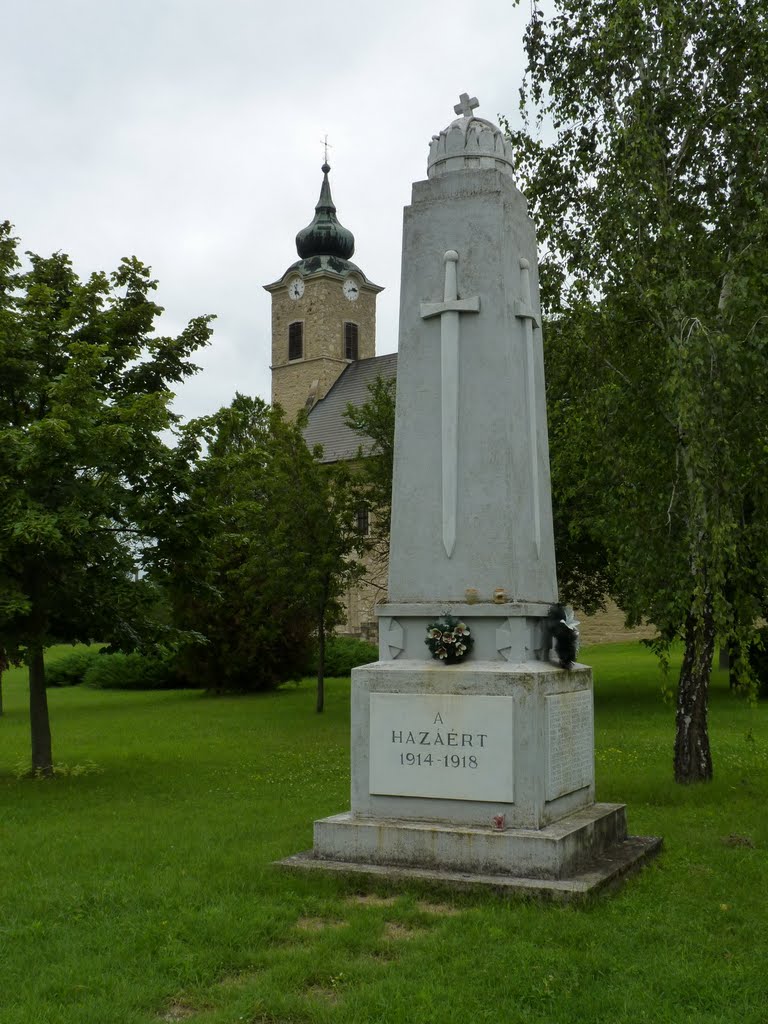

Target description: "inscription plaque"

left=545, top=689, right=593, bottom=801
left=369, top=693, right=514, bottom=802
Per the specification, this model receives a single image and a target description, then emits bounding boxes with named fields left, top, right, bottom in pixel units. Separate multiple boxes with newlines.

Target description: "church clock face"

left=288, top=277, right=304, bottom=300
left=343, top=277, right=360, bottom=301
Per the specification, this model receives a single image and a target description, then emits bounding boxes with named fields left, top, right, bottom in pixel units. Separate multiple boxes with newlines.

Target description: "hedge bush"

left=82, top=651, right=193, bottom=691
left=46, top=647, right=100, bottom=687
left=312, top=635, right=378, bottom=677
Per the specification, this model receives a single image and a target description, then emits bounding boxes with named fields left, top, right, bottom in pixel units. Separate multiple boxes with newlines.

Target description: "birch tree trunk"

left=674, top=599, right=715, bottom=783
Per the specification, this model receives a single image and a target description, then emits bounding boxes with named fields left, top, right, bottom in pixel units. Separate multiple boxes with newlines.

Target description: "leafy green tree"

left=166, top=394, right=364, bottom=711
left=0, top=648, right=6, bottom=717
left=505, top=0, right=768, bottom=781
left=0, top=221, right=213, bottom=774
left=295, top=455, right=367, bottom=712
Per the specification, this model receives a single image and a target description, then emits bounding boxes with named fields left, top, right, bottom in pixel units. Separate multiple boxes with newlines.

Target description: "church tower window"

left=344, top=322, right=359, bottom=360
left=356, top=505, right=370, bottom=536
left=288, top=321, right=303, bottom=361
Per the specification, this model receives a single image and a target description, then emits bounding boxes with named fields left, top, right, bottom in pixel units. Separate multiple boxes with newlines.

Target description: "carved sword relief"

left=420, top=251, right=480, bottom=557
left=514, top=257, right=542, bottom=559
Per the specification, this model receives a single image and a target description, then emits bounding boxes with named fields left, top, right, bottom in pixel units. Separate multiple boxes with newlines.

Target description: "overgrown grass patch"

left=0, top=643, right=766, bottom=1023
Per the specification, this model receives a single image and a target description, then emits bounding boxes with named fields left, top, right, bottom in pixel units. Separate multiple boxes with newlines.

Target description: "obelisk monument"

left=283, top=95, right=660, bottom=895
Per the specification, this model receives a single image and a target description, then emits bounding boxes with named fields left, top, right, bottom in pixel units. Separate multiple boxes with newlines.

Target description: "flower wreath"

left=425, top=615, right=474, bottom=664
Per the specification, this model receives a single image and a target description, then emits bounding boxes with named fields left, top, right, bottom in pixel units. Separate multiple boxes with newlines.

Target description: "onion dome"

left=295, top=163, right=355, bottom=260
left=427, top=92, right=515, bottom=179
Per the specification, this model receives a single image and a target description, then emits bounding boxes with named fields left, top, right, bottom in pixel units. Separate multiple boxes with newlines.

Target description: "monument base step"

left=276, top=834, right=662, bottom=902
left=275, top=803, right=662, bottom=900
left=311, top=802, right=631, bottom=879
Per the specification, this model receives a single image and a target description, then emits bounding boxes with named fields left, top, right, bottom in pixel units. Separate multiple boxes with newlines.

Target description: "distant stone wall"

left=575, top=601, right=656, bottom=646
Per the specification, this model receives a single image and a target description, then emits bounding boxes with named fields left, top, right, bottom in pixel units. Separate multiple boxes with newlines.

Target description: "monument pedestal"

left=279, top=657, right=661, bottom=899
left=349, top=659, right=596, bottom=830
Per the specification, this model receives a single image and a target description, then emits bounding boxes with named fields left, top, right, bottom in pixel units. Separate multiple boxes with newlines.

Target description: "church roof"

left=303, top=352, right=398, bottom=464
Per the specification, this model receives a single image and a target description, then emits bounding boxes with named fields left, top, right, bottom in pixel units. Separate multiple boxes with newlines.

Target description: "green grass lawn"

left=0, top=644, right=766, bottom=1024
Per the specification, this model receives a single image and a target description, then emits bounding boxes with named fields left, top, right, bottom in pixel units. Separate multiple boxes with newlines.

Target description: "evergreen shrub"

left=46, top=648, right=100, bottom=687
left=173, top=620, right=315, bottom=693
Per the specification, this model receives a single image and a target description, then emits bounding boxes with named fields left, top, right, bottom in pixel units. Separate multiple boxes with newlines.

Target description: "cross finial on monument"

left=320, top=133, right=332, bottom=165
left=454, top=92, right=479, bottom=118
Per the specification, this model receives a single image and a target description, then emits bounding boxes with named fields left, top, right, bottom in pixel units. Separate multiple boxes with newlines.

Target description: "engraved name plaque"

left=545, top=689, right=594, bottom=801
left=369, top=693, right=514, bottom=802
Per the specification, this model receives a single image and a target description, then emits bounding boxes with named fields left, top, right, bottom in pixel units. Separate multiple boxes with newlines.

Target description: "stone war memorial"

left=280, top=94, right=662, bottom=898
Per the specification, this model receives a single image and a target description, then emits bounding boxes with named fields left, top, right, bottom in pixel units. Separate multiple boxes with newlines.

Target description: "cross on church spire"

left=454, top=92, right=479, bottom=118
left=320, top=133, right=332, bottom=165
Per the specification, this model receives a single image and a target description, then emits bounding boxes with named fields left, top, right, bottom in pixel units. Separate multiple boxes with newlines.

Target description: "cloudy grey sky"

left=2, top=0, right=541, bottom=422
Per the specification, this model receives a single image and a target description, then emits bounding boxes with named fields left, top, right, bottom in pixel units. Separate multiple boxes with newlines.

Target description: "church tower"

left=265, top=162, right=383, bottom=420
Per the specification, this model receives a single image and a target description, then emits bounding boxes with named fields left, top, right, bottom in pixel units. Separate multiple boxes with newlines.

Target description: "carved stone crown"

left=427, top=96, right=515, bottom=180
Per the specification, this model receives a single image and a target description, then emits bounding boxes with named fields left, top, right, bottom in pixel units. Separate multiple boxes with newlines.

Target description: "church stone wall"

left=272, top=358, right=348, bottom=421
left=339, top=548, right=388, bottom=639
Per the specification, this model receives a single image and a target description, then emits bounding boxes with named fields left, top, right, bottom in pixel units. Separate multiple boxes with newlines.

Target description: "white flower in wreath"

left=562, top=608, right=581, bottom=649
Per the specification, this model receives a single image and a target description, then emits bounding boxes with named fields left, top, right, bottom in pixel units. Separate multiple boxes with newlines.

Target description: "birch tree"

left=506, top=0, right=768, bottom=781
